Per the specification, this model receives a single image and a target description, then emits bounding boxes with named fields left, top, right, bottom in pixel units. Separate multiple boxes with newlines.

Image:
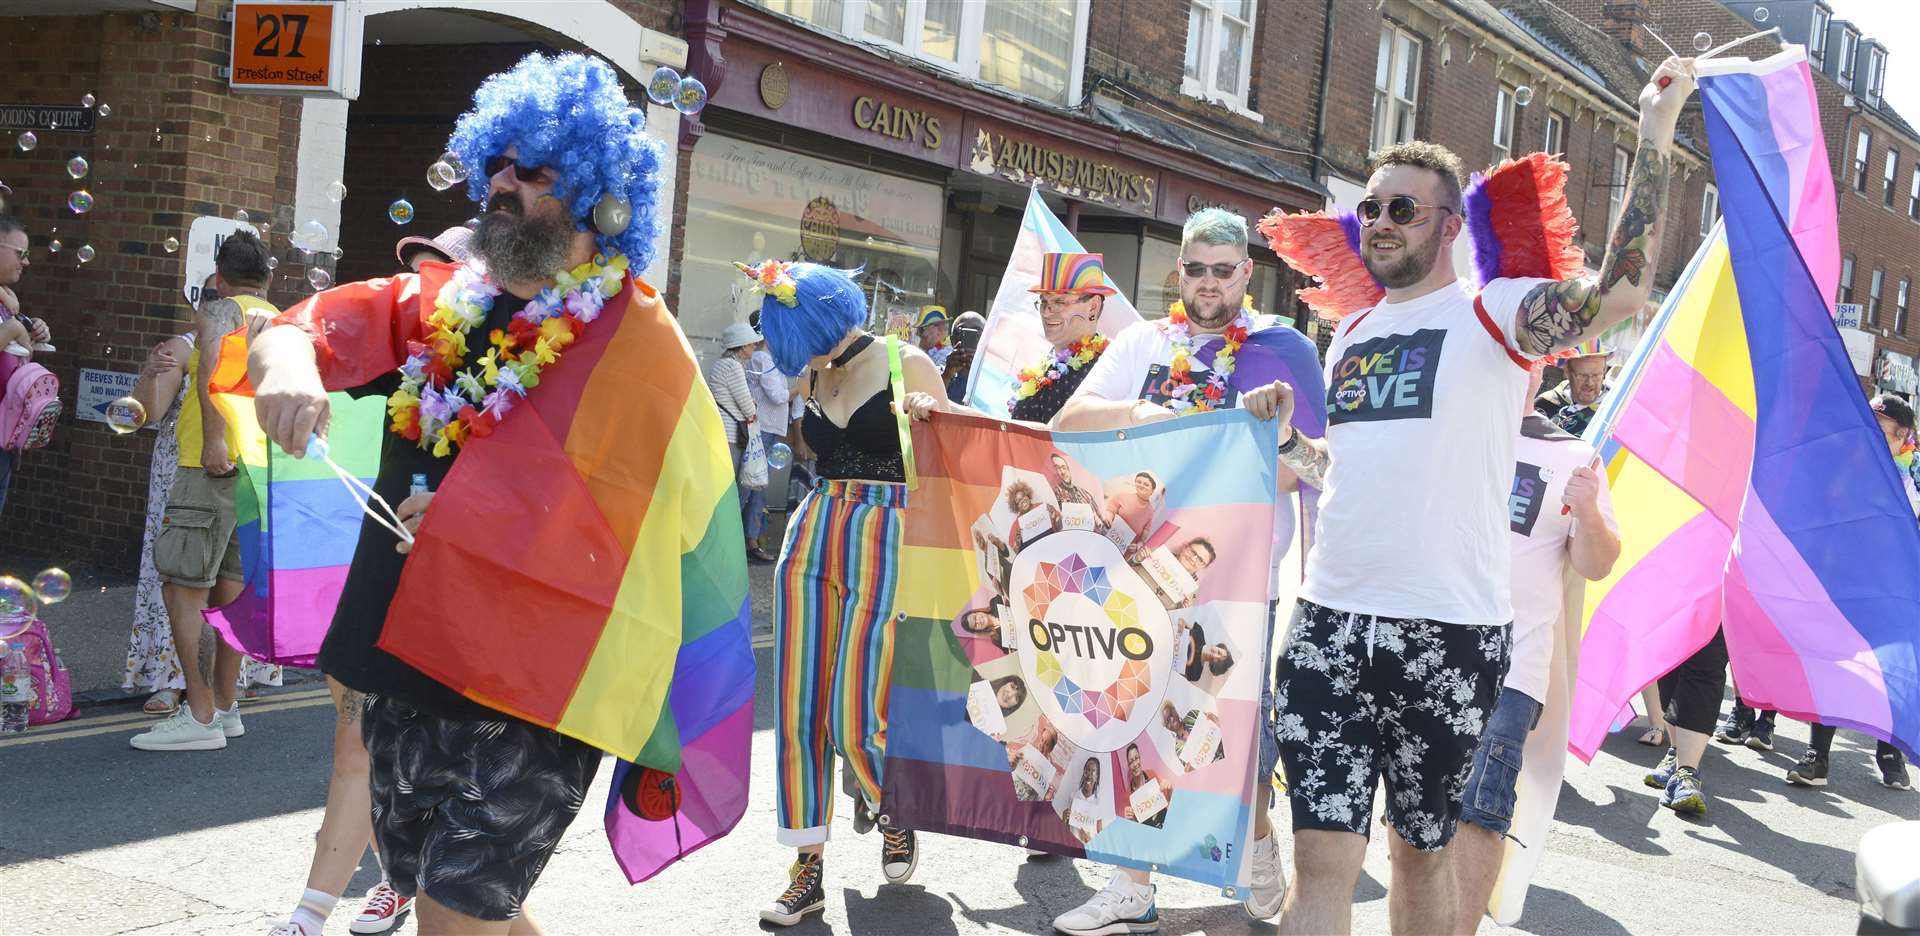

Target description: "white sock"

left=291, top=888, right=337, bottom=934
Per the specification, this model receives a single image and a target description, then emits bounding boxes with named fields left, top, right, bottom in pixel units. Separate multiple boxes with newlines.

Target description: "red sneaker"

left=349, top=882, right=412, bottom=934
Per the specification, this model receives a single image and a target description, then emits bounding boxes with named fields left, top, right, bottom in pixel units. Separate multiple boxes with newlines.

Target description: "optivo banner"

left=882, top=409, right=1278, bottom=888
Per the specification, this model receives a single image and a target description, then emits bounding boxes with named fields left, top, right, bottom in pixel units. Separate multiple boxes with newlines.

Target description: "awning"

left=1088, top=98, right=1329, bottom=202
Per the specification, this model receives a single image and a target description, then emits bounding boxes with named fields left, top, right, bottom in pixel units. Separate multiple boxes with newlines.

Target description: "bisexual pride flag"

left=1568, top=48, right=1920, bottom=762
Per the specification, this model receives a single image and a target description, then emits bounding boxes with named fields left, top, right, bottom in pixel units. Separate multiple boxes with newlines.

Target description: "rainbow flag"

left=882, top=408, right=1290, bottom=887
left=204, top=328, right=384, bottom=669
left=275, top=264, right=754, bottom=883
left=966, top=189, right=1142, bottom=417
left=1568, top=49, right=1920, bottom=762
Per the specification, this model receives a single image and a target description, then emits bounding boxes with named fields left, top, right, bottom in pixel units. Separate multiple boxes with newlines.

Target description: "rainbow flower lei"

left=388, top=252, right=628, bottom=457
left=1160, top=298, right=1252, bottom=416
left=1012, top=333, right=1109, bottom=403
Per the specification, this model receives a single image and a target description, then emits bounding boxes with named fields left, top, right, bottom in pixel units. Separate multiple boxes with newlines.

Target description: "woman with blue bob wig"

left=739, top=259, right=953, bottom=926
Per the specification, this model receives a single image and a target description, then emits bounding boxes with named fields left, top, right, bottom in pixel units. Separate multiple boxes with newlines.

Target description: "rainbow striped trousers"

left=773, top=479, right=906, bottom=846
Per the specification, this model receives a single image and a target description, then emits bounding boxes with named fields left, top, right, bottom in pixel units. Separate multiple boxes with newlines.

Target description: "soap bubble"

left=326, top=180, right=347, bottom=203
left=233, top=209, right=250, bottom=225
left=293, top=219, right=328, bottom=251
left=266, top=256, right=278, bottom=270
left=15, top=131, right=36, bottom=152
left=75, top=244, right=95, bottom=263
left=47, top=239, right=60, bottom=254
left=675, top=77, right=709, bottom=115
left=1513, top=85, right=1534, bottom=107
left=308, top=267, right=333, bottom=290
left=0, top=575, right=36, bottom=622
left=1693, top=31, right=1713, bottom=52
left=163, top=237, right=179, bottom=253
left=66, top=156, right=89, bottom=180
left=648, top=65, right=681, bottom=105
left=768, top=442, right=793, bottom=470
left=1754, top=7, right=1769, bottom=23
left=104, top=396, right=147, bottom=433
left=96, top=103, right=110, bottom=118
left=31, top=568, right=71, bottom=605
left=67, top=190, right=93, bottom=214
left=388, top=198, right=414, bottom=225
left=80, top=93, right=95, bottom=108
left=426, top=161, right=456, bottom=191
left=436, top=151, right=468, bottom=184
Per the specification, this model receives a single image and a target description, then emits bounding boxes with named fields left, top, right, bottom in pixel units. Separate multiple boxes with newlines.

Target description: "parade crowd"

left=2, top=46, right=1915, bottom=936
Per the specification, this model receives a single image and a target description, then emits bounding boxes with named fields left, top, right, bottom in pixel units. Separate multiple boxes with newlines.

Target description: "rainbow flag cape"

left=1568, top=49, right=1920, bottom=762
left=205, top=322, right=384, bottom=669
left=274, top=264, right=754, bottom=883
left=882, top=408, right=1291, bottom=888
left=966, top=189, right=1142, bottom=417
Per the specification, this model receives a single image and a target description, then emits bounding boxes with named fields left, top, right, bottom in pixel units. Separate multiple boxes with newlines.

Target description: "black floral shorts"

left=362, top=695, right=601, bottom=921
left=1272, top=599, right=1509, bottom=851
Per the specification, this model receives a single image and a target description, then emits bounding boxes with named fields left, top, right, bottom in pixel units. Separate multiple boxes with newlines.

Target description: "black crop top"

left=802, top=386, right=905, bottom=483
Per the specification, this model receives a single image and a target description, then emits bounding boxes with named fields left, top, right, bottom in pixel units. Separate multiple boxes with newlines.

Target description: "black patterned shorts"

left=1272, top=599, right=1509, bottom=851
left=361, top=695, right=601, bottom=921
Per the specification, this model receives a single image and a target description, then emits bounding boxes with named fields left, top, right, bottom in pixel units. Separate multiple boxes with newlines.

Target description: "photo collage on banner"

left=884, top=409, right=1280, bottom=887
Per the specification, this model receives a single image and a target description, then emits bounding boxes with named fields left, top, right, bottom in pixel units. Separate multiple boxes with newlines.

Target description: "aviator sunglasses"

left=1356, top=195, right=1453, bottom=227
left=1178, top=259, right=1249, bottom=280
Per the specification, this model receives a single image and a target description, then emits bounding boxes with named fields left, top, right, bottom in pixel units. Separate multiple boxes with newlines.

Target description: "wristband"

left=1277, top=430, right=1299, bottom=456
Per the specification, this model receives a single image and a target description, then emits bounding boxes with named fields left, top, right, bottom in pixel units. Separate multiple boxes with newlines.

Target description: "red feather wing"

left=1487, top=153, right=1586, bottom=282
left=1256, top=210, right=1384, bottom=320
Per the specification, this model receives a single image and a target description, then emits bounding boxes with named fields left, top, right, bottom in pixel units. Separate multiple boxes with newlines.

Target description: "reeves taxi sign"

left=230, top=1, right=351, bottom=97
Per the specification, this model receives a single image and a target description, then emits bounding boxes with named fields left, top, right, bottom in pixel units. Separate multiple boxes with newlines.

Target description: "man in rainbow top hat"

left=1009, top=252, right=1115, bottom=424
left=914, top=304, right=952, bottom=370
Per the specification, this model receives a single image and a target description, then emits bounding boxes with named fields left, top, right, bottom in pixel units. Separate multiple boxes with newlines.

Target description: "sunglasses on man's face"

left=1178, top=259, right=1247, bottom=280
left=484, top=155, right=549, bottom=183
left=1357, top=195, right=1453, bottom=227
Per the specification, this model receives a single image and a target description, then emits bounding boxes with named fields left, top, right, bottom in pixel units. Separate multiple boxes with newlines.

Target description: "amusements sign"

left=882, top=409, right=1281, bottom=889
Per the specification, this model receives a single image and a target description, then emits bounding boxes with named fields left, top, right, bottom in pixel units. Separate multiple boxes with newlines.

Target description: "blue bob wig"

left=760, top=264, right=868, bottom=377
left=445, top=53, right=664, bottom=270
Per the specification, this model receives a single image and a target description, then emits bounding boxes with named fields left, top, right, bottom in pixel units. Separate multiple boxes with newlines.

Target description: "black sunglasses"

left=484, top=155, right=548, bottom=183
left=1178, top=259, right=1247, bottom=280
left=1357, top=195, right=1453, bottom=227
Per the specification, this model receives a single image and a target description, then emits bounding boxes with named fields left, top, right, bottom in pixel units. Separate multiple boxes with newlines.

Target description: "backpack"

left=6, top=617, right=73, bottom=725
left=0, top=360, right=61, bottom=451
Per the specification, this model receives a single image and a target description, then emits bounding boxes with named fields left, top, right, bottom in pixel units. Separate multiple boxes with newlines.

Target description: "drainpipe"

left=1309, top=0, right=1337, bottom=189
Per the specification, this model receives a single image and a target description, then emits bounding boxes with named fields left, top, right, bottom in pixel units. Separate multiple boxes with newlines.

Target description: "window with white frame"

left=1842, top=254, right=1856, bottom=303
left=1184, top=0, right=1257, bottom=113
left=1870, top=267, right=1884, bottom=325
left=1886, top=147, right=1901, bottom=208
left=1810, top=5, right=1831, bottom=66
left=749, top=0, right=1084, bottom=106
left=1372, top=25, right=1422, bottom=151
left=1608, top=146, right=1631, bottom=223
left=1839, top=29, right=1859, bottom=85
left=1544, top=110, right=1567, bottom=155
left=1898, top=277, right=1910, bottom=335
left=1700, top=183, right=1720, bottom=236
left=1855, top=129, right=1872, bottom=192
left=1492, top=84, right=1520, bottom=164
left=1909, top=165, right=1919, bottom=218
left=1868, top=48, right=1888, bottom=106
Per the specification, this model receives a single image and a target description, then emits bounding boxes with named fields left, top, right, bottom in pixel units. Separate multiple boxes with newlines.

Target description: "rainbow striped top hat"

left=1030, top=252, right=1118, bottom=295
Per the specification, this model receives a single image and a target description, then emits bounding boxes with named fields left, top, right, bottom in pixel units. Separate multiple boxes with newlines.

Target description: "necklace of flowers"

left=1012, top=333, right=1109, bottom=402
left=388, top=252, right=628, bottom=457
left=1159, top=298, right=1253, bottom=415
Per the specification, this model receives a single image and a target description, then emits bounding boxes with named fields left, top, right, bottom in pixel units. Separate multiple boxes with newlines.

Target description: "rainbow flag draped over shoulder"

left=274, top=262, right=754, bottom=883
left=205, top=310, right=384, bottom=669
left=1569, top=49, right=1920, bottom=761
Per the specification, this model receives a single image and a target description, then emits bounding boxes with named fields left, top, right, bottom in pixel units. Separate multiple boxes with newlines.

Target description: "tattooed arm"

left=1278, top=435, right=1329, bottom=489
left=1513, top=58, right=1697, bottom=357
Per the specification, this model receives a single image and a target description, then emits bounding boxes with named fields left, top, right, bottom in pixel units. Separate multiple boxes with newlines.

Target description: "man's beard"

left=1178, top=285, right=1244, bottom=328
left=472, top=197, right=575, bottom=283
left=1362, top=230, right=1444, bottom=289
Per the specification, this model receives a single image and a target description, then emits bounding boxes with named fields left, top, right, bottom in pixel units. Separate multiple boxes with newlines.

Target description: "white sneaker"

left=1242, top=833, right=1287, bottom=920
left=1053, top=875, right=1158, bottom=935
left=267, top=922, right=311, bottom=936
left=130, top=706, right=227, bottom=751
left=350, top=881, right=413, bottom=933
left=221, top=702, right=246, bottom=738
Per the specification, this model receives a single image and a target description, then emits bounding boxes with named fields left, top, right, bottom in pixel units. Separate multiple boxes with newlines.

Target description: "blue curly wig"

left=446, top=52, right=663, bottom=270
left=761, top=264, right=868, bottom=377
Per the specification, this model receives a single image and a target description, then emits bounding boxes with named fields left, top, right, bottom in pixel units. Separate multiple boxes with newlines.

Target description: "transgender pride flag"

left=1568, top=49, right=1920, bottom=761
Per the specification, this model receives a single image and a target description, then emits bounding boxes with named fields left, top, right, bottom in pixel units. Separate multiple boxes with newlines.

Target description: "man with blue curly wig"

left=246, top=53, right=729, bottom=935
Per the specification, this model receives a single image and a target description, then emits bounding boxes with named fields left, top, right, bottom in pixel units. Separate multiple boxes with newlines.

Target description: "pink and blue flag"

left=1569, top=49, right=1920, bottom=761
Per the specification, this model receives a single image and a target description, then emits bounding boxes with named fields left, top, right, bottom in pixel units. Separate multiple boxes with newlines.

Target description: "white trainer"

left=221, top=702, right=246, bottom=738
left=130, top=707, right=226, bottom=751
left=1242, top=833, right=1287, bottom=920
left=1053, top=874, right=1158, bottom=935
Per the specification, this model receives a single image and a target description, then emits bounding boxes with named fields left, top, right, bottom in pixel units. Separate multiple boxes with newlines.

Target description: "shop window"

left=1183, top=0, right=1257, bottom=115
left=1700, top=183, right=1719, bottom=236
left=1853, top=129, right=1871, bottom=193
left=1544, top=110, right=1566, bottom=155
left=1842, top=254, right=1855, bottom=304
left=1138, top=236, right=1183, bottom=320
left=682, top=135, right=945, bottom=358
left=1492, top=84, right=1519, bottom=165
left=1887, top=148, right=1901, bottom=208
left=1869, top=267, right=1884, bottom=326
left=1608, top=146, right=1630, bottom=224
left=1077, top=230, right=1142, bottom=304
left=753, top=0, right=845, bottom=30
left=1372, top=25, right=1421, bottom=151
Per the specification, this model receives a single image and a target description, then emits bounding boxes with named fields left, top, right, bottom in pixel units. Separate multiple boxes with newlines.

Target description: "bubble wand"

left=302, top=433, right=415, bottom=545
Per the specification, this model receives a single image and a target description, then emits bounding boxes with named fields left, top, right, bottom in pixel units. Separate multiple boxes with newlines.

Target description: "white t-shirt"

left=1505, top=419, right=1617, bottom=702
left=1074, top=320, right=1298, bottom=559
left=1300, top=277, right=1551, bottom=626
